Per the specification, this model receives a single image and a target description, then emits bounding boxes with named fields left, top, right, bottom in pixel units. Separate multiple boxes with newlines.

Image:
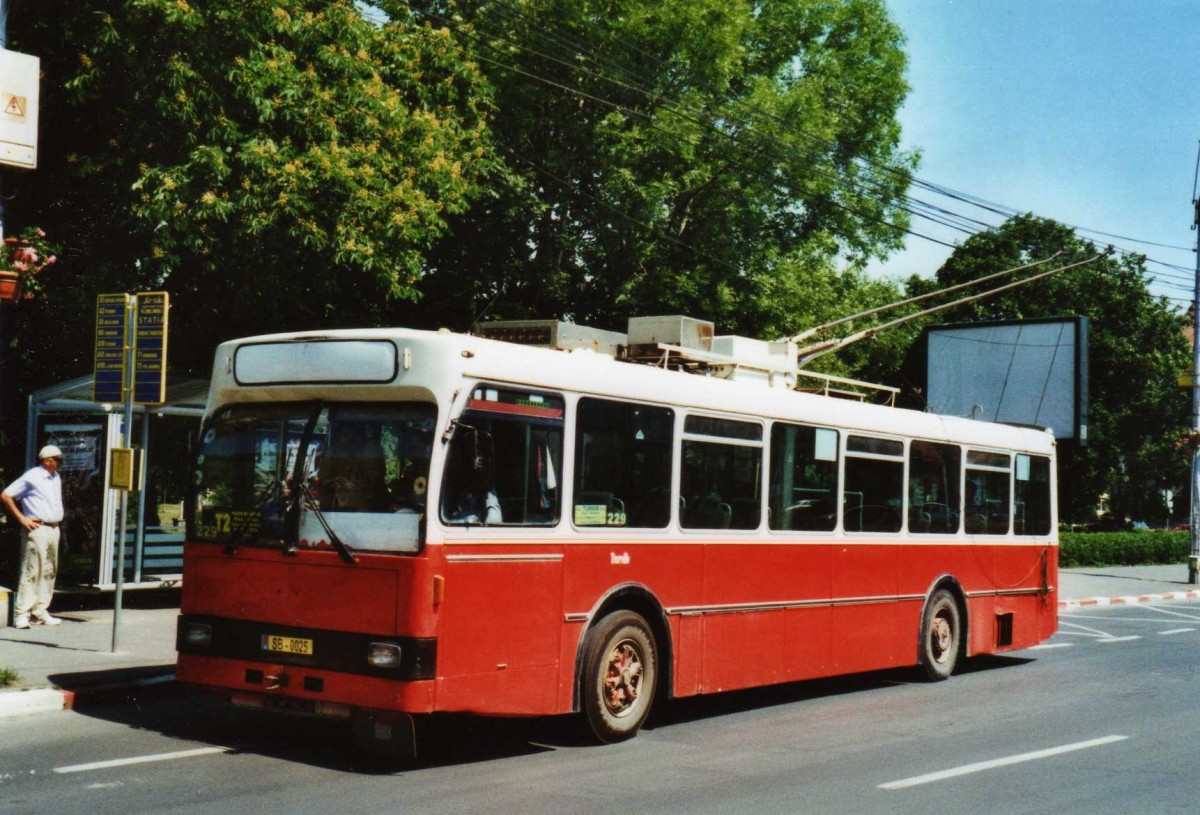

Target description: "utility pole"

left=1190, top=143, right=1200, bottom=584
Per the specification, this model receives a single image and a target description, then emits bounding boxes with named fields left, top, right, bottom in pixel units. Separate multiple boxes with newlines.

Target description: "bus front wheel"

left=582, top=610, right=658, bottom=743
left=919, top=589, right=961, bottom=681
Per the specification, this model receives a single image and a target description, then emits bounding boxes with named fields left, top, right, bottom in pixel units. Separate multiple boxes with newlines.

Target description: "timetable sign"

left=134, top=291, right=169, bottom=404
left=93, top=293, right=130, bottom=403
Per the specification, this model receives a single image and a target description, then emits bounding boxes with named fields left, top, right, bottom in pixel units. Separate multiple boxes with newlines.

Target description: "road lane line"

left=1159, top=628, right=1195, bottom=635
left=54, top=747, right=231, bottom=774
left=1096, top=636, right=1141, bottom=643
left=1058, top=622, right=1118, bottom=638
left=879, top=735, right=1128, bottom=790
left=1139, top=605, right=1200, bottom=621
left=1028, top=643, right=1073, bottom=650
left=1062, top=613, right=1200, bottom=624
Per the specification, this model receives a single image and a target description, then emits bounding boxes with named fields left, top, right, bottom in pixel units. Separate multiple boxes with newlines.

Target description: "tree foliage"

left=405, top=0, right=916, bottom=336
left=6, top=0, right=494, bottom=379
left=901, top=215, right=1190, bottom=523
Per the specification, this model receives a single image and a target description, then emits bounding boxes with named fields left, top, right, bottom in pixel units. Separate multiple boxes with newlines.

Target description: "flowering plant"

left=0, top=227, right=58, bottom=300
left=1175, top=430, right=1200, bottom=456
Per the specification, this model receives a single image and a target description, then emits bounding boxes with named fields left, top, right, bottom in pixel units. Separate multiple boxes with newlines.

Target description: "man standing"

left=2, top=445, right=65, bottom=629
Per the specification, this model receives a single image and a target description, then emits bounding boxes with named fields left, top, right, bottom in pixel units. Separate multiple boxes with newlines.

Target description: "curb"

left=0, top=688, right=72, bottom=718
left=1059, top=590, right=1200, bottom=610
left=0, top=672, right=175, bottom=719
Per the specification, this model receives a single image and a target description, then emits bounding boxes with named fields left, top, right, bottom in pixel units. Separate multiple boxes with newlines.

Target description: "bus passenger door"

left=436, top=551, right=564, bottom=715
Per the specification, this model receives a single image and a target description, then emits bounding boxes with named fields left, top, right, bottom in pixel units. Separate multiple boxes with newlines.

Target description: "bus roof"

left=208, top=327, right=1056, bottom=455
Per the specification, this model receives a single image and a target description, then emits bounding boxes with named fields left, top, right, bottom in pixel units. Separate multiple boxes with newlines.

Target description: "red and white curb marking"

left=1060, top=590, right=1200, bottom=609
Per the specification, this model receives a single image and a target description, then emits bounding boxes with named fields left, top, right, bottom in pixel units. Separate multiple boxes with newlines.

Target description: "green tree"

left=902, top=215, right=1190, bottom=524
left=405, top=0, right=916, bottom=337
left=5, top=0, right=494, bottom=383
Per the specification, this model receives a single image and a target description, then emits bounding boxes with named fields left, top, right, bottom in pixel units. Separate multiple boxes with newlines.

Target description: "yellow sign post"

left=108, top=447, right=144, bottom=492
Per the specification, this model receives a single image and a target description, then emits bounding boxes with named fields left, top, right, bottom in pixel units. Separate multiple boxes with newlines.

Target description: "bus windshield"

left=190, top=402, right=437, bottom=553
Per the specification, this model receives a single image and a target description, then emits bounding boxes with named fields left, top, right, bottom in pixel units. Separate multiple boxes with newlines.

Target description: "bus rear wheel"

left=582, top=610, right=658, bottom=743
left=919, top=589, right=961, bottom=681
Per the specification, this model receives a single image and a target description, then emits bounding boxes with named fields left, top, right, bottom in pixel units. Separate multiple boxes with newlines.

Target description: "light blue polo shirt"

left=3, top=464, right=64, bottom=523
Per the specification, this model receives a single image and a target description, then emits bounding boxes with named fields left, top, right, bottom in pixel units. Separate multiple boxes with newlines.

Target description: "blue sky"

left=871, top=1, right=1200, bottom=307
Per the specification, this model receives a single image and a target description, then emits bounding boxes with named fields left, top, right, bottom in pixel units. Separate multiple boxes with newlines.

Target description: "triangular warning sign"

left=4, top=95, right=26, bottom=118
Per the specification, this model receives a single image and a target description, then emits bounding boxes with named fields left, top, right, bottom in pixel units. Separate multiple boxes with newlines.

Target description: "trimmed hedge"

left=1059, top=531, right=1189, bottom=567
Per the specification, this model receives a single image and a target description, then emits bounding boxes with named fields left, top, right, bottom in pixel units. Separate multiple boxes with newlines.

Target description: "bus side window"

left=843, top=435, right=904, bottom=534
left=440, top=387, right=565, bottom=527
left=573, top=398, right=673, bottom=528
left=1015, top=454, right=1052, bottom=535
left=768, top=423, right=838, bottom=532
left=680, top=415, right=762, bottom=531
left=965, top=450, right=1011, bottom=535
left=907, top=441, right=961, bottom=534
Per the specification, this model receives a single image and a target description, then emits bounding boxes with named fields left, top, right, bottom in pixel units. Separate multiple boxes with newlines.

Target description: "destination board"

left=93, top=293, right=129, bottom=403
left=133, top=291, right=169, bottom=404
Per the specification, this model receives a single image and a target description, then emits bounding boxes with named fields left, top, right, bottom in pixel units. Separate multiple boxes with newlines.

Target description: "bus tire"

left=582, top=610, right=658, bottom=743
left=919, top=589, right=961, bottom=681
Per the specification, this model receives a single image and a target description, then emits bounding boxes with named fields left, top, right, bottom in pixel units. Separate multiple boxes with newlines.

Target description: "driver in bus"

left=318, top=423, right=387, bottom=511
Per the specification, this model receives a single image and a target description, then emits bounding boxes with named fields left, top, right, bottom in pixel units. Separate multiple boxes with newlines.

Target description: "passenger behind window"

left=441, top=425, right=503, bottom=525
left=318, top=422, right=387, bottom=511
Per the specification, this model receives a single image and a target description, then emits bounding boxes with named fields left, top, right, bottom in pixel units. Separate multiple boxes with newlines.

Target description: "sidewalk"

left=1, top=565, right=1199, bottom=719
left=1056, top=563, right=1200, bottom=608
left=0, top=591, right=179, bottom=717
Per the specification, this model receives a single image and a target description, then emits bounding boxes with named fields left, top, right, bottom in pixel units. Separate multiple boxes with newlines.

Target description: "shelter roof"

left=31, top=375, right=209, bottom=416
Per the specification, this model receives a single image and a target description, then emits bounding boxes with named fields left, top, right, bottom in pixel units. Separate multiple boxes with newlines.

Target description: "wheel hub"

left=603, top=641, right=643, bottom=717
left=931, top=616, right=952, bottom=663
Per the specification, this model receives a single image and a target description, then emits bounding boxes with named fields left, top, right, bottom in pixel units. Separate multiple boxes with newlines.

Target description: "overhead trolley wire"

left=420, top=4, right=1191, bottom=306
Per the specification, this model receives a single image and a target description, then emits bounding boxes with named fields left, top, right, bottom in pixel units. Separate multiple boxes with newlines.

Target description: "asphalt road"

left=3, top=603, right=1200, bottom=815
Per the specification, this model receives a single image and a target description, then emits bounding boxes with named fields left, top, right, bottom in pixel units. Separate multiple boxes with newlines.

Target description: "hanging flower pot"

left=0, top=228, right=58, bottom=302
left=0, top=269, right=19, bottom=302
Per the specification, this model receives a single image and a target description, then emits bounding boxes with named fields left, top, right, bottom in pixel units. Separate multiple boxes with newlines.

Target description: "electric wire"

left=410, top=4, right=1192, bottom=312
left=475, top=6, right=1192, bottom=284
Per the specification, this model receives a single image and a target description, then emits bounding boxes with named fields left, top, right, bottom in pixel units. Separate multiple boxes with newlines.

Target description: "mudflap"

left=352, top=709, right=418, bottom=759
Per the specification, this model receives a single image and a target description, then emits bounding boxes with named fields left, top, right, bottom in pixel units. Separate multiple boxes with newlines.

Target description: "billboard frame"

left=922, top=315, right=1088, bottom=445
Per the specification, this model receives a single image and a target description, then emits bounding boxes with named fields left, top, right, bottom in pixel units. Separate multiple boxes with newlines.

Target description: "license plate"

left=262, top=634, right=314, bottom=656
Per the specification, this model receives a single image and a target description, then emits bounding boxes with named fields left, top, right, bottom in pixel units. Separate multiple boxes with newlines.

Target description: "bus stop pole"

left=112, top=297, right=134, bottom=651
left=1190, top=191, right=1200, bottom=585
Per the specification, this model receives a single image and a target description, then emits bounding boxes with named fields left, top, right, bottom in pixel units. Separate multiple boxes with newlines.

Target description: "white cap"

left=38, top=445, right=63, bottom=460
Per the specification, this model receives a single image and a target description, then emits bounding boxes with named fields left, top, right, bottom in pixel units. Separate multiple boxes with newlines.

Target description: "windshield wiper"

left=301, top=495, right=357, bottom=565
left=285, top=400, right=356, bottom=565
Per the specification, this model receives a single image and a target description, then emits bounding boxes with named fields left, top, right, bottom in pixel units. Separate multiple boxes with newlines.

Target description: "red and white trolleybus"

left=176, top=319, right=1058, bottom=755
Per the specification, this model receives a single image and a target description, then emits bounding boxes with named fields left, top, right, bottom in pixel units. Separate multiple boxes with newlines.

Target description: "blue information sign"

left=133, top=291, right=169, bottom=404
left=93, top=293, right=129, bottom=403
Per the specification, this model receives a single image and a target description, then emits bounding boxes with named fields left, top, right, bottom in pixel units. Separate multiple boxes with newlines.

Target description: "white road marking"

left=54, top=747, right=231, bottom=774
left=1159, top=628, right=1195, bottom=635
left=1096, top=636, right=1141, bottom=643
left=1139, top=605, right=1200, bottom=621
left=1028, top=643, right=1073, bottom=650
left=1061, top=613, right=1200, bottom=624
left=879, top=735, right=1128, bottom=790
left=1057, top=622, right=1119, bottom=638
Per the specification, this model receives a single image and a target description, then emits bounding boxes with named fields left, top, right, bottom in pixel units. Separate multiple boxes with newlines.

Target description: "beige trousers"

left=14, top=524, right=59, bottom=620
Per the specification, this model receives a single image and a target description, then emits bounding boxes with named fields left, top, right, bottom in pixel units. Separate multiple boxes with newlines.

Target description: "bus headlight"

left=367, top=642, right=402, bottom=669
left=183, top=622, right=212, bottom=647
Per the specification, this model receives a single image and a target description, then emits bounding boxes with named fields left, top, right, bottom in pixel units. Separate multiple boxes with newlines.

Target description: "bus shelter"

left=24, top=375, right=207, bottom=589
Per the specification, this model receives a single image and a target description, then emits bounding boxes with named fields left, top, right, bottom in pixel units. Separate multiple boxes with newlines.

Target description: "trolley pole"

left=1190, top=179, right=1200, bottom=584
